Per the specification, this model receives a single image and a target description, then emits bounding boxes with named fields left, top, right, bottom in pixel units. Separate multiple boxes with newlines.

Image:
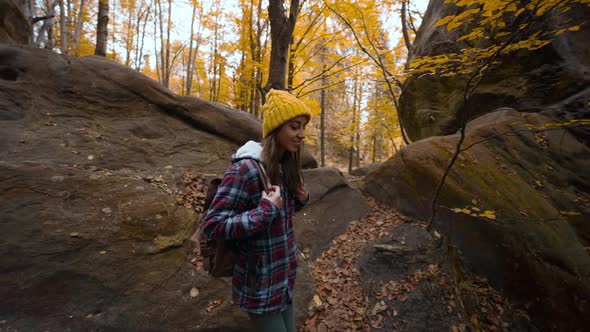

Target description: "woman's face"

left=276, top=116, right=308, bottom=153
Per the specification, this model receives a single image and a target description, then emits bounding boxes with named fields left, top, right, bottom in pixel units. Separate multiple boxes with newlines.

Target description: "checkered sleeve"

left=202, top=161, right=279, bottom=240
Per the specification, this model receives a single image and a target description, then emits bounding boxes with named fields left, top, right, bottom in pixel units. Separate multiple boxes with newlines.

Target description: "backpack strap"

left=253, top=160, right=271, bottom=193
left=248, top=160, right=272, bottom=291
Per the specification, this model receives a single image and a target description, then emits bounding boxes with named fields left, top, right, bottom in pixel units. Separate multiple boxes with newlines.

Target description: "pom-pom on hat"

left=261, top=89, right=312, bottom=139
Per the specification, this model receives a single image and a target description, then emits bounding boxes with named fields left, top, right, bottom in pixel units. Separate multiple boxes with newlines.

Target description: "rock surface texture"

left=0, top=43, right=367, bottom=331
left=0, top=0, right=31, bottom=45
left=400, top=0, right=590, bottom=141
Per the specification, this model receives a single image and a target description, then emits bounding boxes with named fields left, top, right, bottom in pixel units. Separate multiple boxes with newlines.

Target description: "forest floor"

left=300, top=175, right=532, bottom=332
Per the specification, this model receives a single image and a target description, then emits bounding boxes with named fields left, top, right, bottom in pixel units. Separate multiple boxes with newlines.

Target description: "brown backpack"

left=190, top=160, right=270, bottom=277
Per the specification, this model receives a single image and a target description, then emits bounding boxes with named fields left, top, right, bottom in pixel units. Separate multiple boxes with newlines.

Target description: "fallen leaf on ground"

left=206, top=299, right=223, bottom=312
left=313, top=295, right=322, bottom=306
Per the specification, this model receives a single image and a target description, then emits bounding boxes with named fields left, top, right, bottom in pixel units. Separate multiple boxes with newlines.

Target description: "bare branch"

left=296, top=79, right=346, bottom=98
left=32, top=15, right=54, bottom=24
left=292, top=57, right=369, bottom=93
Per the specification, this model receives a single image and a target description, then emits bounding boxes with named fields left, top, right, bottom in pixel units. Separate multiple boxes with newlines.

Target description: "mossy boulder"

left=362, top=109, right=590, bottom=330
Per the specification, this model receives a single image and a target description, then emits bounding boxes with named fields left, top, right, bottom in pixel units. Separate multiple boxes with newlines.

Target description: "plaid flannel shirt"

left=203, top=157, right=306, bottom=315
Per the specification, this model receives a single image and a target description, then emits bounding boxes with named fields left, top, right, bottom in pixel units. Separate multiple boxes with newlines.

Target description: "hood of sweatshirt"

left=231, top=140, right=262, bottom=163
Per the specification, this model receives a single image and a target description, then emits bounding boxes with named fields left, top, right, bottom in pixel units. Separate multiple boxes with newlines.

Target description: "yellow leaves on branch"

left=521, top=118, right=590, bottom=130
left=568, top=25, right=581, bottom=31
left=433, top=15, right=454, bottom=28
left=451, top=207, right=497, bottom=220
left=434, top=8, right=480, bottom=31
left=458, top=27, right=485, bottom=41
left=419, top=0, right=589, bottom=78
left=560, top=211, right=581, bottom=216
left=503, top=38, right=552, bottom=52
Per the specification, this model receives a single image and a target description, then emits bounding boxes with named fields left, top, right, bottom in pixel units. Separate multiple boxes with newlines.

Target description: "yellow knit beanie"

left=261, top=89, right=312, bottom=139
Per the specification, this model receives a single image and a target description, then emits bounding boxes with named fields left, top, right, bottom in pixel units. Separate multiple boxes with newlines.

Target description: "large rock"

left=0, top=45, right=359, bottom=331
left=0, top=0, right=31, bottom=45
left=0, top=45, right=315, bottom=168
left=362, top=109, right=590, bottom=330
left=400, top=0, right=590, bottom=141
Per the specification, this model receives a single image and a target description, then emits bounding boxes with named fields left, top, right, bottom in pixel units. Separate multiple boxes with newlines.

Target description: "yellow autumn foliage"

left=409, top=0, right=590, bottom=78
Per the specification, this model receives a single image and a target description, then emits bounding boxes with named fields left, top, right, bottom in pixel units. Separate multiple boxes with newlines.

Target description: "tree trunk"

left=320, top=62, right=327, bottom=167
left=153, top=1, right=161, bottom=81
left=155, top=0, right=172, bottom=87
left=246, top=71, right=254, bottom=113
left=372, top=132, right=376, bottom=164
left=108, top=0, right=115, bottom=55
left=72, top=0, right=86, bottom=55
left=401, top=0, right=412, bottom=53
left=217, top=61, right=224, bottom=100
left=251, top=0, right=264, bottom=116
left=185, top=3, right=196, bottom=95
left=46, top=21, right=54, bottom=49
left=320, top=83, right=326, bottom=167
left=95, top=0, right=108, bottom=56
left=348, top=77, right=358, bottom=174
left=34, top=0, right=59, bottom=47
left=134, top=7, right=150, bottom=71
left=265, top=0, right=300, bottom=92
left=155, top=0, right=166, bottom=86
left=138, top=13, right=149, bottom=70
left=14, top=0, right=34, bottom=39
left=355, top=79, right=361, bottom=168
left=210, top=17, right=219, bottom=101
left=164, top=0, right=172, bottom=87
left=124, top=3, right=136, bottom=67
left=67, top=0, right=73, bottom=52
left=14, top=0, right=32, bottom=18
left=59, top=0, right=67, bottom=52
left=287, top=41, right=295, bottom=89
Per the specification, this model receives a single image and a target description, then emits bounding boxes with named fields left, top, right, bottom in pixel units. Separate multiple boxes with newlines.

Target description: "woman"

left=202, top=89, right=311, bottom=332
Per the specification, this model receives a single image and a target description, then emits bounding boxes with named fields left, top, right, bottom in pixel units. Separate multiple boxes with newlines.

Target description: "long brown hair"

left=261, top=130, right=304, bottom=195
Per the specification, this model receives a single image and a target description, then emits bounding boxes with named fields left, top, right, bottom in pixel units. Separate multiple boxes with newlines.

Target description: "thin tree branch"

left=290, top=53, right=351, bottom=90
left=292, top=31, right=341, bottom=76
left=293, top=58, right=368, bottom=94
left=32, top=15, right=54, bottom=24
left=296, top=79, right=346, bottom=98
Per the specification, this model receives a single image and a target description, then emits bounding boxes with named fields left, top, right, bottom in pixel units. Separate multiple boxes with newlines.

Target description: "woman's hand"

left=295, top=183, right=309, bottom=203
left=262, top=185, right=283, bottom=208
